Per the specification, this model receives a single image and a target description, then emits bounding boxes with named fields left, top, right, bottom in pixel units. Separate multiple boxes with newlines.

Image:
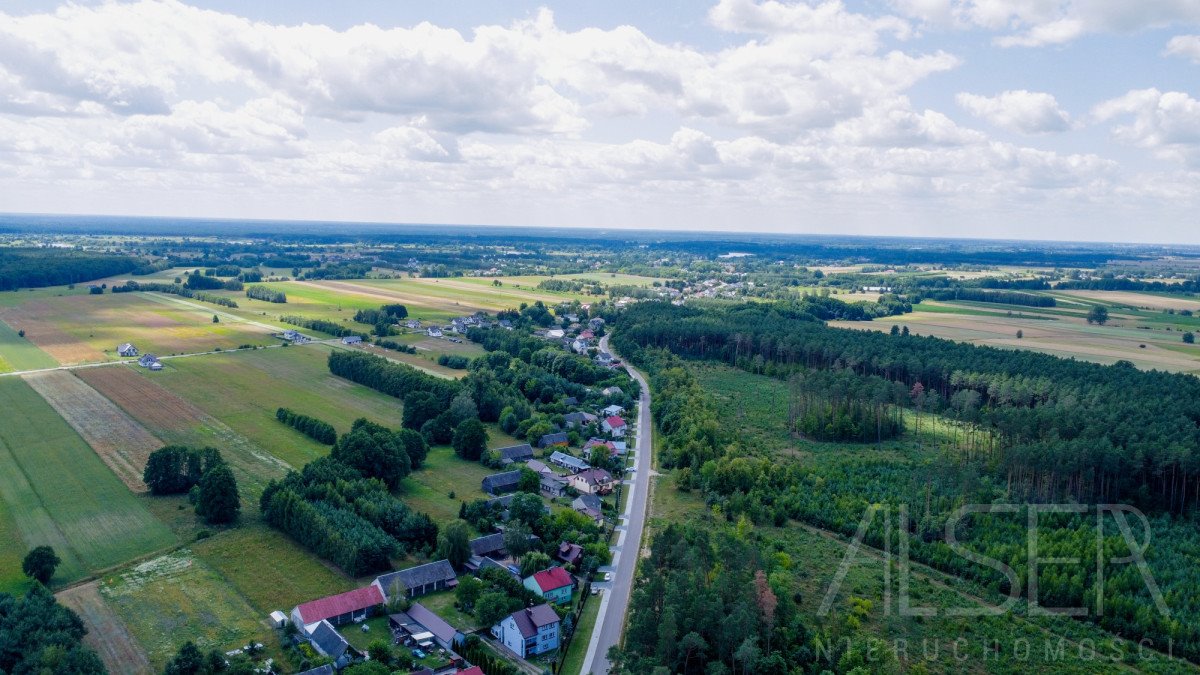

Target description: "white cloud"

left=1094, top=88, right=1200, bottom=166
left=890, top=0, right=1200, bottom=46
left=1165, top=35, right=1200, bottom=62
left=956, top=90, right=1072, bottom=134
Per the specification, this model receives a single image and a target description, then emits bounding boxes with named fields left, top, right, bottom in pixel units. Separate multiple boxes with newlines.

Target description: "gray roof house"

left=538, top=432, right=569, bottom=448
left=117, top=343, right=138, bottom=357
left=296, top=665, right=335, bottom=675
left=482, top=471, right=522, bottom=496
left=541, top=474, right=568, bottom=498
left=373, top=560, right=458, bottom=599
left=309, top=620, right=354, bottom=667
left=341, top=335, right=363, bottom=345
left=406, top=602, right=463, bottom=649
left=549, top=451, right=590, bottom=472
left=469, top=533, right=507, bottom=558
left=563, top=412, right=597, bottom=428
left=496, top=444, right=535, bottom=465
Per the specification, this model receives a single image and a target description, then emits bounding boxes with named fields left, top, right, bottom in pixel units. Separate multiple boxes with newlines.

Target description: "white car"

left=604, top=572, right=613, bottom=582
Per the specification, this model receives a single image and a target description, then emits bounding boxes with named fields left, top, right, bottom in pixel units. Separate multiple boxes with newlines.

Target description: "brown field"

left=0, top=300, right=105, bottom=364
left=75, top=366, right=290, bottom=498
left=1055, top=290, right=1200, bottom=311
left=293, top=279, right=448, bottom=311
left=57, top=581, right=153, bottom=675
left=24, top=370, right=163, bottom=492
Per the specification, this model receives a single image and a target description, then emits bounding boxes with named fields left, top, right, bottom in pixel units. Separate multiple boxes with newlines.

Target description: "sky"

left=1, top=1, right=1199, bottom=243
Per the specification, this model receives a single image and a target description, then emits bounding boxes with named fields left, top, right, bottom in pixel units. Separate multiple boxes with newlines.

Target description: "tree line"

left=245, top=285, right=286, bottom=303
left=275, top=408, right=337, bottom=445
left=143, top=446, right=240, bottom=525
left=280, top=315, right=353, bottom=337
left=920, top=287, right=1056, bottom=307
left=0, top=248, right=138, bottom=291
left=113, top=281, right=239, bottom=308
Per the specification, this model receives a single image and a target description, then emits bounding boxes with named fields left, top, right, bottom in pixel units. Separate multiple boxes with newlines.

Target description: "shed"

left=481, top=470, right=522, bottom=496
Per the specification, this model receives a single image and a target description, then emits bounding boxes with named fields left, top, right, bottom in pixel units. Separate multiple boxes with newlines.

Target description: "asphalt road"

left=581, top=334, right=653, bottom=674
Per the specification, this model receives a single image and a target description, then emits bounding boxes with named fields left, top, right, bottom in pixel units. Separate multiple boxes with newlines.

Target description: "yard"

left=397, top=444, right=504, bottom=526
left=0, top=377, right=177, bottom=586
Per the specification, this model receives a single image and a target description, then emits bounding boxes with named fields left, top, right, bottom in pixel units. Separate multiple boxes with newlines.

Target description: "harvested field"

left=24, top=370, right=162, bottom=492
left=0, top=301, right=104, bottom=364
left=58, top=581, right=153, bottom=675
left=76, top=365, right=290, bottom=500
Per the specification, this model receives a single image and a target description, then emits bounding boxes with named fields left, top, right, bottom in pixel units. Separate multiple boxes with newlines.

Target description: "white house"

left=117, top=343, right=138, bottom=357
left=427, top=327, right=444, bottom=337
left=491, top=604, right=561, bottom=658
left=602, top=415, right=627, bottom=438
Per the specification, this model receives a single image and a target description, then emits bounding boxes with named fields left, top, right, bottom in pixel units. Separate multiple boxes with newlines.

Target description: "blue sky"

left=1, top=0, right=1198, bottom=242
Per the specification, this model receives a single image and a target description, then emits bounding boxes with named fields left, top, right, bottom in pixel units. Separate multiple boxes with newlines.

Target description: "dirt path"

left=57, top=581, right=153, bottom=675
left=23, top=370, right=162, bottom=492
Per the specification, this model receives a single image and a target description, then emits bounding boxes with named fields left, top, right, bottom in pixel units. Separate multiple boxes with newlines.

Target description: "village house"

left=602, top=415, right=627, bottom=438
left=469, top=533, right=507, bottom=559
left=291, top=585, right=385, bottom=633
left=404, top=319, right=422, bottom=329
left=373, top=559, right=458, bottom=600
left=540, top=473, right=568, bottom=498
left=549, top=450, right=589, bottom=473
left=481, top=470, right=523, bottom=496
left=572, top=494, right=604, bottom=522
left=397, top=602, right=464, bottom=652
left=537, top=432, right=569, bottom=449
left=588, top=317, right=605, bottom=331
left=601, top=387, right=623, bottom=398
left=526, top=459, right=551, bottom=475
left=523, top=567, right=574, bottom=605
left=570, top=468, right=615, bottom=495
left=492, top=604, right=561, bottom=659
left=496, top=443, right=535, bottom=466
left=426, top=327, right=443, bottom=337
left=601, top=404, right=624, bottom=417
left=556, top=542, right=583, bottom=567
left=340, top=335, right=362, bottom=345
left=583, top=438, right=617, bottom=456
left=307, top=620, right=356, bottom=669
left=571, top=339, right=589, bottom=354
left=117, top=342, right=138, bottom=357
left=563, top=412, right=597, bottom=429
left=281, top=329, right=310, bottom=343
left=137, top=354, right=163, bottom=371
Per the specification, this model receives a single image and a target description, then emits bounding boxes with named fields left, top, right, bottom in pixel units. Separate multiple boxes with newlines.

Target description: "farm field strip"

left=0, top=377, right=177, bottom=583
left=1055, top=290, right=1200, bottom=312
left=57, top=581, right=154, bottom=675
left=24, top=370, right=163, bottom=492
left=0, top=495, right=28, bottom=594
left=0, top=299, right=108, bottom=364
left=75, top=366, right=290, bottom=501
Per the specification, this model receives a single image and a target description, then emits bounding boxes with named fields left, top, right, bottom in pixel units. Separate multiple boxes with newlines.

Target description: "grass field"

left=191, top=524, right=359, bottom=612
left=150, top=345, right=404, bottom=467
left=560, top=591, right=601, bottom=675
left=0, top=377, right=177, bottom=586
left=0, top=317, right=59, bottom=371
left=99, top=549, right=275, bottom=669
left=417, top=590, right=483, bottom=632
left=0, top=494, right=29, bottom=594
left=832, top=295, right=1200, bottom=373
left=398, top=444, right=511, bottom=526
left=0, top=292, right=276, bottom=367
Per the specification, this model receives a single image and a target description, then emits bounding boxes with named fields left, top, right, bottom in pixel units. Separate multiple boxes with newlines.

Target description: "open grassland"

left=348, top=340, right=479, bottom=379
left=191, top=524, right=359, bottom=612
left=99, top=550, right=274, bottom=670
left=832, top=300, right=1200, bottom=374
left=75, top=365, right=290, bottom=501
left=0, top=377, right=177, bottom=585
left=151, top=345, right=404, bottom=467
left=24, top=370, right=163, bottom=492
left=58, top=581, right=154, bottom=675
left=0, top=496, right=29, bottom=594
left=1056, top=289, right=1200, bottom=312
left=0, top=318, right=59, bottom=371
left=398, top=435, right=522, bottom=526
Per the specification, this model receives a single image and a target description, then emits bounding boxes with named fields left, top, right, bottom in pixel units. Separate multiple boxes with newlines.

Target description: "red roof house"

left=291, top=585, right=385, bottom=629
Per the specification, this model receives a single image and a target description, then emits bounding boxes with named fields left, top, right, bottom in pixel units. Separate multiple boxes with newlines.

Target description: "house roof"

left=496, top=444, right=534, bottom=462
left=459, top=667, right=485, bottom=675
left=604, top=416, right=626, bottom=428
left=574, top=468, right=613, bottom=486
left=481, top=471, right=522, bottom=494
left=538, top=432, right=569, bottom=447
left=406, top=602, right=458, bottom=644
left=583, top=438, right=616, bottom=451
left=530, top=566, right=573, bottom=592
left=540, top=474, right=566, bottom=491
left=573, top=495, right=602, bottom=512
left=556, top=542, right=583, bottom=563
left=549, top=451, right=589, bottom=471
left=309, top=620, right=350, bottom=659
left=376, top=560, right=457, bottom=595
left=508, top=604, right=561, bottom=638
left=526, top=459, right=550, bottom=474
left=297, top=664, right=335, bottom=675
left=295, top=585, right=384, bottom=625
left=469, top=533, right=506, bottom=557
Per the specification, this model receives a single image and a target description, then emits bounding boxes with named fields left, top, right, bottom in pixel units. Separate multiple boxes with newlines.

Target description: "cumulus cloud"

left=1165, top=35, right=1200, bottom=62
left=1094, top=89, right=1200, bottom=166
left=890, top=0, right=1200, bottom=46
left=956, top=90, right=1072, bottom=134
